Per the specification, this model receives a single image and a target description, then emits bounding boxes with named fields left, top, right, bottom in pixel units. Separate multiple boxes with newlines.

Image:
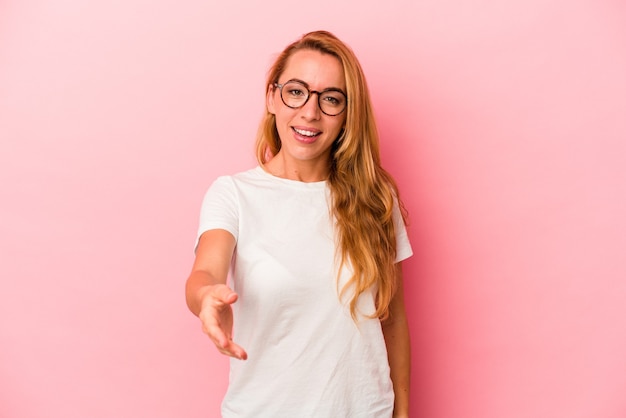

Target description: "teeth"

left=294, top=128, right=318, bottom=137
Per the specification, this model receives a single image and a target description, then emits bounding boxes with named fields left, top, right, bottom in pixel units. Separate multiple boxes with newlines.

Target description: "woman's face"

left=267, top=49, right=347, bottom=173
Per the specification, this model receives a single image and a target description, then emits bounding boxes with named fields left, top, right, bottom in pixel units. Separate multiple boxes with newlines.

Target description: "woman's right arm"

left=185, top=229, right=247, bottom=360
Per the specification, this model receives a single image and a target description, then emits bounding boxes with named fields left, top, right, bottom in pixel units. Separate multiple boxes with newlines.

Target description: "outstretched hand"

left=198, top=284, right=248, bottom=360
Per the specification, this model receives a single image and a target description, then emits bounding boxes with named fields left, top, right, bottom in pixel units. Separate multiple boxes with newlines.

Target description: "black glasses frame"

left=274, top=79, right=347, bottom=116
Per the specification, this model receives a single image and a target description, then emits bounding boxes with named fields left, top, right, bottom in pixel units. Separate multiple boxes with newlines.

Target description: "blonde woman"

left=186, top=30, right=412, bottom=418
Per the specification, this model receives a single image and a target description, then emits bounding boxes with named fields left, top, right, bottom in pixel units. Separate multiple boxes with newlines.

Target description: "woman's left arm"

left=382, top=263, right=411, bottom=418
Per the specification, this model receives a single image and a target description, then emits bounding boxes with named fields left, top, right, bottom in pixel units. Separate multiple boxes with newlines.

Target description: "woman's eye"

left=288, top=89, right=305, bottom=97
left=322, top=95, right=343, bottom=106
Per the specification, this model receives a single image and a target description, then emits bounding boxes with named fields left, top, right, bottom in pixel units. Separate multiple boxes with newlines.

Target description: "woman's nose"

left=299, top=92, right=322, bottom=120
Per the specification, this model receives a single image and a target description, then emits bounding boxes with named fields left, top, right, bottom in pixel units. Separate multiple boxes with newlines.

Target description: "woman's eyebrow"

left=287, top=78, right=345, bottom=94
left=286, top=78, right=309, bottom=87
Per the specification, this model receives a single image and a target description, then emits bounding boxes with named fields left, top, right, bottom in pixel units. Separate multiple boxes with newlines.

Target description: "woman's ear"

left=266, top=84, right=276, bottom=115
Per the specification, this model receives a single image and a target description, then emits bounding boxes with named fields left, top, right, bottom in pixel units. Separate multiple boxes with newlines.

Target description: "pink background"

left=1, top=1, right=625, bottom=417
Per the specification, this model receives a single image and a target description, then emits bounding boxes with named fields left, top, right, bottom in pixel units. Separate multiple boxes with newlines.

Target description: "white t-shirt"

left=197, top=166, right=413, bottom=418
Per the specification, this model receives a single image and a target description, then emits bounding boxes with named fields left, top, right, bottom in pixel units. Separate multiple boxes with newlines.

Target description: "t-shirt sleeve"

left=194, top=176, right=239, bottom=251
left=393, top=200, right=413, bottom=263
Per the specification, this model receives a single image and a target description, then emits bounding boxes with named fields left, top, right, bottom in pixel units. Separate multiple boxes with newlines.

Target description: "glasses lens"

left=319, top=90, right=347, bottom=116
left=281, top=81, right=309, bottom=108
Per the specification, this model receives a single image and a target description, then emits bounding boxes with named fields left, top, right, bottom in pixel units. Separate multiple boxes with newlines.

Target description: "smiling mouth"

left=292, top=127, right=321, bottom=138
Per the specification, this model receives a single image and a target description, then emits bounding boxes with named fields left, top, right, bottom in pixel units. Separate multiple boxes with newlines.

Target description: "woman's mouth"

left=292, top=127, right=321, bottom=143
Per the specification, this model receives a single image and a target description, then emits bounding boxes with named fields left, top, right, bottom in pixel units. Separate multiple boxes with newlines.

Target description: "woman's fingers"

left=211, top=284, right=238, bottom=306
left=218, top=340, right=248, bottom=360
left=199, top=285, right=247, bottom=360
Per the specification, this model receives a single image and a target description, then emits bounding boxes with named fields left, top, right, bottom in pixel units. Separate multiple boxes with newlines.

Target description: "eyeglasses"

left=274, top=79, right=347, bottom=116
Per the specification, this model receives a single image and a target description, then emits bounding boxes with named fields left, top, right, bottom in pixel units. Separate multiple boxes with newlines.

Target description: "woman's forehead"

left=281, top=49, right=345, bottom=90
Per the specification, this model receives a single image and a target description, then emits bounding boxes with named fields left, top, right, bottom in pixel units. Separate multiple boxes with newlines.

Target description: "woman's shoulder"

left=208, top=167, right=282, bottom=196
left=231, top=166, right=265, bottom=181
left=211, top=166, right=327, bottom=196
left=209, top=166, right=262, bottom=186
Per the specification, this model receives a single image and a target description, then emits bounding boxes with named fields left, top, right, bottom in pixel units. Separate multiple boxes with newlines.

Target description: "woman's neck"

left=264, top=152, right=330, bottom=182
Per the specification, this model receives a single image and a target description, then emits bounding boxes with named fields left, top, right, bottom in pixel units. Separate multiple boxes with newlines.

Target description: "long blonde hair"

left=256, top=31, right=406, bottom=320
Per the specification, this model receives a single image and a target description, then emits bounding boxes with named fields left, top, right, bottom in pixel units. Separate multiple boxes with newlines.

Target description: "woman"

left=185, top=30, right=412, bottom=418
